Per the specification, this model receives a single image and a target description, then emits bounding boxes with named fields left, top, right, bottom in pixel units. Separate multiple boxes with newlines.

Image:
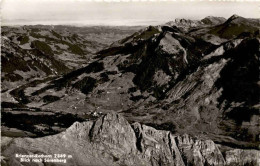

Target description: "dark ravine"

left=1, top=113, right=259, bottom=166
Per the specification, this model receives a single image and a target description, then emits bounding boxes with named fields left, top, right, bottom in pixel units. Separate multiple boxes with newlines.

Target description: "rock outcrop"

left=2, top=113, right=259, bottom=166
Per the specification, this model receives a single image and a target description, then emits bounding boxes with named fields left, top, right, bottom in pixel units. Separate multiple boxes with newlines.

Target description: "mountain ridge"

left=2, top=113, right=259, bottom=166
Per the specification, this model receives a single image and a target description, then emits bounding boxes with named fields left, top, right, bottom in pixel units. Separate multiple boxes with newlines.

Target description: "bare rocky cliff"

left=1, top=113, right=259, bottom=166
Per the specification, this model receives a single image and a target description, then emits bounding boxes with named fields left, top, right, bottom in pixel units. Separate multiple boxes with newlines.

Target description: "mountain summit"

left=201, top=16, right=226, bottom=25
left=2, top=113, right=259, bottom=166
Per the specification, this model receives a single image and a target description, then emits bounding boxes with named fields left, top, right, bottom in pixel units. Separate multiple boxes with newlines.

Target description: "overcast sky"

left=1, top=0, right=260, bottom=26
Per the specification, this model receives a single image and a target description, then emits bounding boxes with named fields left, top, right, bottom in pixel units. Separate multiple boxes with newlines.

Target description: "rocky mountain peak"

left=165, top=18, right=202, bottom=29
left=2, top=113, right=260, bottom=166
left=224, top=14, right=245, bottom=24
left=229, top=14, right=240, bottom=20
left=201, top=16, right=226, bottom=25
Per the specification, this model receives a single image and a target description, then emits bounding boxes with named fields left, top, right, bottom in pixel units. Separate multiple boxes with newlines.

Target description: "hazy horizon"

left=1, top=0, right=260, bottom=26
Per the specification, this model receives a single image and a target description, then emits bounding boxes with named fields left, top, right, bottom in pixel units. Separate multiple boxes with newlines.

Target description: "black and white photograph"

left=1, top=0, right=260, bottom=165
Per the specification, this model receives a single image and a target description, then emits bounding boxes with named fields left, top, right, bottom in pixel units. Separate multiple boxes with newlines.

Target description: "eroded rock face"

left=2, top=113, right=259, bottom=166
left=176, top=134, right=225, bottom=166
left=225, top=149, right=260, bottom=166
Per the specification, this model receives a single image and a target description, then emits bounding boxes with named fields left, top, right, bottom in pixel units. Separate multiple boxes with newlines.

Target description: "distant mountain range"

left=1, top=25, right=141, bottom=91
